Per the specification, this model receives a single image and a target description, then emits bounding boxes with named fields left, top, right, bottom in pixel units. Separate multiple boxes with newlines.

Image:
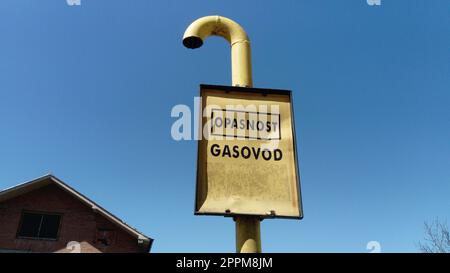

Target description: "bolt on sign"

left=196, top=84, right=303, bottom=219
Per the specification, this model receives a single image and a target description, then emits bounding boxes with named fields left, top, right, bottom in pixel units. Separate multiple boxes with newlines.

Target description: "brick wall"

left=0, top=184, right=146, bottom=253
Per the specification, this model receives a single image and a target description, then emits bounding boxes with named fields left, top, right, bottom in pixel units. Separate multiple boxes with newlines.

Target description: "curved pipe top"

left=183, top=15, right=253, bottom=87
left=183, top=15, right=249, bottom=48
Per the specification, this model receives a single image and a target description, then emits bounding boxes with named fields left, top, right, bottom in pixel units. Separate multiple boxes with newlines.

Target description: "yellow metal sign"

left=196, top=84, right=303, bottom=219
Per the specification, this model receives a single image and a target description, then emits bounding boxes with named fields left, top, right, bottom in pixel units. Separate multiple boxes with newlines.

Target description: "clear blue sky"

left=0, top=0, right=449, bottom=253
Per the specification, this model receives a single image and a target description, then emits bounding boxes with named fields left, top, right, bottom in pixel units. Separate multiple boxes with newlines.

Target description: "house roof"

left=0, top=174, right=153, bottom=251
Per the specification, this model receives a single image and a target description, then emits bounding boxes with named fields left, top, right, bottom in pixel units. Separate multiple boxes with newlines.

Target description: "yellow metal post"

left=235, top=216, right=261, bottom=253
left=183, top=15, right=262, bottom=253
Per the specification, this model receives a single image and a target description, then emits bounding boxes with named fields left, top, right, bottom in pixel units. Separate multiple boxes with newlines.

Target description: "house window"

left=17, top=212, right=61, bottom=240
left=96, top=228, right=116, bottom=247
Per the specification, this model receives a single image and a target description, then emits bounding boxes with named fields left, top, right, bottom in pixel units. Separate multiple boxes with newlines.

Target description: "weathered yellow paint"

left=183, top=15, right=261, bottom=253
left=197, top=87, right=301, bottom=218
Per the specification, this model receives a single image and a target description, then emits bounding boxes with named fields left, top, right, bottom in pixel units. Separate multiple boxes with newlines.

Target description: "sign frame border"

left=195, top=84, right=304, bottom=220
